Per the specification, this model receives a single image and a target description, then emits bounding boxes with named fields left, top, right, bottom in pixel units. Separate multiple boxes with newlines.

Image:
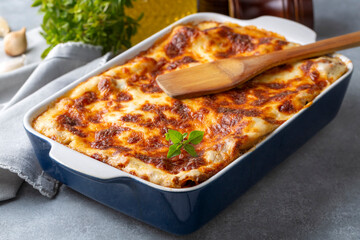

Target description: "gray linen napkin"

left=0, top=42, right=110, bottom=201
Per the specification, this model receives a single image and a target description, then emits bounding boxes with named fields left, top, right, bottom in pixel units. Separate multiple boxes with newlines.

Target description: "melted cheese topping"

left=33, top=21, right=347, bottom=188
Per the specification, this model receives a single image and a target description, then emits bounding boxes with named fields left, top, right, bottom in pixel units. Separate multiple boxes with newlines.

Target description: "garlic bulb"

left=4, top=27, right=27, bottom=56
left=0, top=16, right=10, bottom=37
left=0, top=55, right=26, bottom=73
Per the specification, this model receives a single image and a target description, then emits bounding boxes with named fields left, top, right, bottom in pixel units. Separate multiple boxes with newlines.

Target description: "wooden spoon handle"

left=262, top=31, right=360, bottom=67
left=156, top=31, right=360, bottom=99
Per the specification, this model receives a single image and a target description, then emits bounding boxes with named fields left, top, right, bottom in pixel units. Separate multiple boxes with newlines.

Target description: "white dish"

left=23, top=13, right=351, bottom=193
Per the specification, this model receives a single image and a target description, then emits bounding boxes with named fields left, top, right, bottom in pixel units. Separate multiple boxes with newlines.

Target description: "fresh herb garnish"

left=32, top=0, right=142, bottom=58
left=165, top=129, right=204, bottom=158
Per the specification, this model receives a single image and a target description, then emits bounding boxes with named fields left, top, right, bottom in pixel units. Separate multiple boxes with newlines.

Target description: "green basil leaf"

left=32, top=0, right=42, bottom=7
left=167, top=143, right=182, bottom=158
left=188, top=130, right=204, bottom=145
left=184, top=144, right=197, bottom=157
left=165, top=132, right=170, bottom=141
left=182, top=138, right=190, bottom=145
left=165, top=129, right=204, bottom=158
left=167, top=129, right=183, bottom=144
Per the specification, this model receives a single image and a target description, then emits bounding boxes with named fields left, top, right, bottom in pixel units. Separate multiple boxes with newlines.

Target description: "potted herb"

left=32, top=0, right=142, bottom=58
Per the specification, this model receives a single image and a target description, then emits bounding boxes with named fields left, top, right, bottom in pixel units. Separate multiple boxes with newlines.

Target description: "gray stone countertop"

left=1, top=0, right=360, bottom=239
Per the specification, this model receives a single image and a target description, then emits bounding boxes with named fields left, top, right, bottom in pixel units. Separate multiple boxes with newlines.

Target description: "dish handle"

left=49, top=143, right=128, bottom=180
left=241, top=15, right=317, bottom=44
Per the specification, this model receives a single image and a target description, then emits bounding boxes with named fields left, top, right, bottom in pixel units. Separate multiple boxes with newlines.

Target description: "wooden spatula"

left=156, top=31, right=360, bottom=99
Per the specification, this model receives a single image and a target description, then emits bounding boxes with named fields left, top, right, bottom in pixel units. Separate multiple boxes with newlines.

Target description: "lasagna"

left=33, top=21, right=348, bottom=188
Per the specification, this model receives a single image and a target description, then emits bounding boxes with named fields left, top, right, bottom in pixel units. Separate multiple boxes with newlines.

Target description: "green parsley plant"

left=32, top=0, right=142, bottom=58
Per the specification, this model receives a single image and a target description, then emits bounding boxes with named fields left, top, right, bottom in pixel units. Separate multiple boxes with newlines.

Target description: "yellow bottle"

left=126, top=0, right=197, bottom=45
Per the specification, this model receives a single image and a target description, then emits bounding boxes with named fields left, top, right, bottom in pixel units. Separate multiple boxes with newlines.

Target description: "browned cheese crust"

left=33, top=21, right=348, bottom=188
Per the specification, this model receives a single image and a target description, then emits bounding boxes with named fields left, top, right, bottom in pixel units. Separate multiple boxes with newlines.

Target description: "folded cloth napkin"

left=0, top=41, right=110, bottom=201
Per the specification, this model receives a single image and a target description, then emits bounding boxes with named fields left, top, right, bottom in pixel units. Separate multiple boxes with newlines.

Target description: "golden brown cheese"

left=33, top=21, right=348, bottom=188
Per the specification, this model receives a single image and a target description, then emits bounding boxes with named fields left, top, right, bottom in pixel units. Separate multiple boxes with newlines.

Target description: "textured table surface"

left=1, top=0, right=360, bottom=239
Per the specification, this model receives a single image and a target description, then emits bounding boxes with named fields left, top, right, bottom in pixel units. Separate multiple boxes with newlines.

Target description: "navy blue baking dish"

left=23, top=13, right=354, bottom=235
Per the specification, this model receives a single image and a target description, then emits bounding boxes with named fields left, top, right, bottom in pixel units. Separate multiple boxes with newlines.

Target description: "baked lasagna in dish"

left=33, top=21, right=347, bottom=188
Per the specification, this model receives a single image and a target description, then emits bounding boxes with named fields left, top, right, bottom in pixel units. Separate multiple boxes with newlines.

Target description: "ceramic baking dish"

left=23, top=13, right=353, bottom=235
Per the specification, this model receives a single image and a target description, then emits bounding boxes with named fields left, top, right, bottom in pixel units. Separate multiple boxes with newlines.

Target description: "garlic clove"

left=4, top=27, right=27, bottom=57
left=0, top=54, right=26, bottom=73
left=0, top=16, right=10, bottom=37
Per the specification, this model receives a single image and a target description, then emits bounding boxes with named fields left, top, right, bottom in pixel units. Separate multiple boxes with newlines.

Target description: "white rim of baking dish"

left=23, top=13, right=353, bottom=193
